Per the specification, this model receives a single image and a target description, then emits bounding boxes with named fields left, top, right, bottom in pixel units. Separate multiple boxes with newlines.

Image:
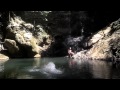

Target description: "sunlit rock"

left=4, top=39, right=19, bottom=55
left=73, top=18, right=120, bottom=61
left=34, top=54, right=41, bottom=58
left=89, top=27, right=111, bottom=45
left=0, top=54, right=9, bottom=61
left=72, top=50, right=91, bottom=61
left=5, top=16, right=51, bottom=58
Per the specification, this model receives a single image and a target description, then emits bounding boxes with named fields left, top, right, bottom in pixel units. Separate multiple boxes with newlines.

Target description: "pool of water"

left=0, top=57, right=120, bottom=79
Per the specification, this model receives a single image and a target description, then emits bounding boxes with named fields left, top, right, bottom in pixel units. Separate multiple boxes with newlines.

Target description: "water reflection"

left=69, top=60, right=76, bottom=68
left=70, top=60, right=112, bottom=79
left=0, top=61, right=7, bottom=78
left=0, top=61, right=5, bottom=72
left=90, top=60, right=112, bottom=79
left=0, top=57, right=120, bottom=79
left=111, top=62, right=120, bottom=79
left=68, top=59, right=113, bottom=79
left=33, top=58, right=41, bottom=68
left=3, top=59, right=34, bottom=79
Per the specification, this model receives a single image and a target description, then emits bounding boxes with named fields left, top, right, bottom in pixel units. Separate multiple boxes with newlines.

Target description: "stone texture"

left=0, top=54, right=9, bottom=61
left=73, top=18, right=120, bottom=61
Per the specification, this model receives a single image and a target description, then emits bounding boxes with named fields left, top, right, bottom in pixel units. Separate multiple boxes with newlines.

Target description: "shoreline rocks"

left=0, top=54, right=9, bottom=61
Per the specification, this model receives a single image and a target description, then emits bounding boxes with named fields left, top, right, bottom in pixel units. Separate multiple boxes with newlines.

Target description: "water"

left=0, top=57, right=120, bottom=79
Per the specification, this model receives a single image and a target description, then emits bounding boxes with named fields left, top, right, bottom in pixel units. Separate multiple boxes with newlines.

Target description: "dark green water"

left=0, top=57, right=120, bottom=79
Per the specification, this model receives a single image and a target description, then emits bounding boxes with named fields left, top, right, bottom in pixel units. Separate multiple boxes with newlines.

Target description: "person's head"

left=69, top=47, right=71, bottom=49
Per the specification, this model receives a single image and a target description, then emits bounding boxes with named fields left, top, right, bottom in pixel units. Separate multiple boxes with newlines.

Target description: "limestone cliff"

left=4, top=16, right=51, bottom=58
left=73, top=18, right=120, bottom=61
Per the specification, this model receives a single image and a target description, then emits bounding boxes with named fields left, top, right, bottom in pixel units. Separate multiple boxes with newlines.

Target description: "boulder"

left=4, top=39, right=19, bottom=55
left=0, top=54, right=9, bottom=61
left=34, top=54, right=41, bottom=58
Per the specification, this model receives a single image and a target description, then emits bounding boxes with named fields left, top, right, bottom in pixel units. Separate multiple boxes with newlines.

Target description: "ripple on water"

left=28, top=62, right=63, bottom=75
left=41, top=62, right=63, bottom=74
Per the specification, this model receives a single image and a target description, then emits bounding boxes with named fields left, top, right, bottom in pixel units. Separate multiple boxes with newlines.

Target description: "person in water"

left=68, top=47, right=75, bottom=58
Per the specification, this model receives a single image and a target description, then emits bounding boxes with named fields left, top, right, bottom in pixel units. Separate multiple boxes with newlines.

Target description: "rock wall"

left=4, top=16, right=51, bottom=58
left=73, top=18, right=120, bottom=61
